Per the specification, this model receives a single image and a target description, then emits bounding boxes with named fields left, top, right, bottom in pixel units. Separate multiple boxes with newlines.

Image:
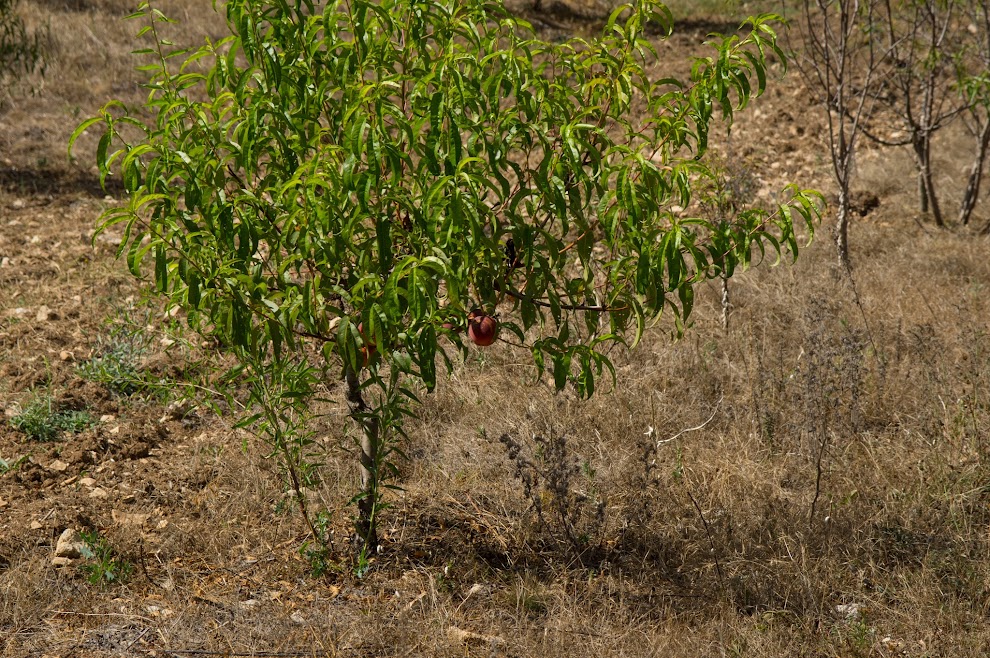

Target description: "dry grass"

left=3, top=1, right=990, bottom=657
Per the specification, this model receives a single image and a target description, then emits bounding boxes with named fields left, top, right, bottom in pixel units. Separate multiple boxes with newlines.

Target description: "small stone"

left=159, top=400, right=194, bottom=423
left=11, top=199, right=25, bottom=210
left=882, top=637, right=904, bottom=651
left=78, top=477, right=97, bottom=487
left=35, top=306, right=53, bottom=322
left=0, top=497, right=8, bottom=508
left=836, top=602, right=863, bottom=620
left=54, top=528, right=87, bottom=558
left=89, top=487, right=109, bottom=499
left=59, top=351, right=73, bottom=362
left=0, top=257, right=9, bottom=268
left=99, top=415, right=115, bottom=423
left=51, top=556, right=74, bottom=567
left=112, top=510, right=150, bottom=527
left=290, top=611, right=306, bottom=624
left=30, top=520, right=43, bottom=530
left=447, top=627, right=505, bottom=647
left=155, top=519, right=169, bottom=530
left=49, top=460, right=69, bottom=473
left=240, top=599, right=258, bottom=609
left=465, top=583, right=488, bottom=598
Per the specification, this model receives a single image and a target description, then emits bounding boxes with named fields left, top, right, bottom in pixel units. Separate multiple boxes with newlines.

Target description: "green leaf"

left=68, top=118, right=103, bottom=158
left=154, top=244, right=168, bottom=291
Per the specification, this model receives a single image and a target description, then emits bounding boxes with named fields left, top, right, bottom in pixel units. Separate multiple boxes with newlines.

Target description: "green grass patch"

left=9, top=393, right=96, bottom=442
left=78, top=530, right=133, bottom=587
left=76, top=320, right=159, bottom=398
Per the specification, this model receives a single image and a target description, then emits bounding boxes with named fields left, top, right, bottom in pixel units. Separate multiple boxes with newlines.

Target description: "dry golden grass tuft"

left=3, top=1, right=990, bottom=656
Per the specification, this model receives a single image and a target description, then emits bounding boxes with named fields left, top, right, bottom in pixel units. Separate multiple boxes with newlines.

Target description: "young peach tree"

left=72, top=0, right=819, bottom=561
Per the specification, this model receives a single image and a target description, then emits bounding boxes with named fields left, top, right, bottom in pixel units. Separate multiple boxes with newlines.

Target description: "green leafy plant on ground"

left=73, top=0, right=820, bottom=565
left=299, top=509, right=338, bottom=578
left=0, top=452, right=27, bottom=474
left=9, top=393, right=95, bottom=442
left=76, top=315, right=160, bottom=398
left=77, top=530, right=133, bottom=587
left=0, top=0, right=45, bottom=92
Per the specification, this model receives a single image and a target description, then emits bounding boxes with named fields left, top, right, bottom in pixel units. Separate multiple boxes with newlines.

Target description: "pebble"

left=112, top=510, right=150, bottom=527
left=54, top=528, right=87, bottom=559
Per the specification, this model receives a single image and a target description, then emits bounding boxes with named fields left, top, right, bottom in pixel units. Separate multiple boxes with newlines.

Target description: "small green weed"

left=0, top=453, right=28, bottom=474
left=299, top=510, right=338, bottom=578
left=78, top=530, right=133, bottom=587
left=76, top=318, right=160, bottom=398
left=9, top=393, right=95, bottom=442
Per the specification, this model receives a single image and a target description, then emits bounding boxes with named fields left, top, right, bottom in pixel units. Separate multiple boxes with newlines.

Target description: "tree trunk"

left=720, top=275, right=730, bottom=331
left=914, top=134, right=944, bottom=226
left=836, top=184, right=851, bottom=270
left=959, top=120, right=990, bottom=226
left=918, top=168, right=929, bottom=214
left=345, top=368, right=380, bottom=553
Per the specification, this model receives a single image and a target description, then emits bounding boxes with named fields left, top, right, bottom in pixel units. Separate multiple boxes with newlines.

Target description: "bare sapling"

left=798, top=0, right=889, bottom=269
left=956, top=0, right=990, bottom=227
left=867, top=0, right=969, bottom=227
left=0, top=0, right=45, bottom=96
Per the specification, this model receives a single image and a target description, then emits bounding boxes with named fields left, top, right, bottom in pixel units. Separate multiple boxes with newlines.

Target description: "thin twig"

left=686, top=489, right=725, bottom=592
left=654, top=395, right=723, bottom=448
left=809, top=431, right=829, bottom=529
left=123, top=627, right=152, bottom=653
left=47, top=610, right=155, bottom=623
left=156, top=649, right=328, bottom=658
left=139, top=538, right=167, bottom=590
left=497, top=284, right=624, bottom=313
